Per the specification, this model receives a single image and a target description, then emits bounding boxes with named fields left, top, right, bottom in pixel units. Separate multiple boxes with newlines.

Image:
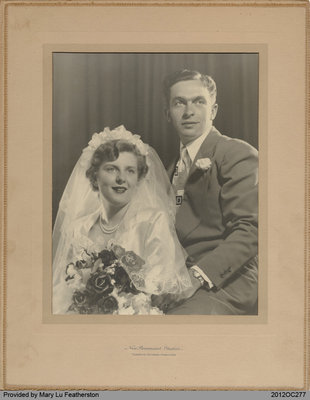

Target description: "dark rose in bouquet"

left=114, top=266, right=131, bottom=287
left=98, top=296, right=119, bottom=314
left=114, top=266, right=139, bottom=295
left=66, top=245, right=162, bottom=314
left=73, top=290, right=89, bottom=306
left=86, top=271, right=114, bottom=296
left=98, top=249, right=117, bottom=267
left=68, top=290, right=93, bottom=313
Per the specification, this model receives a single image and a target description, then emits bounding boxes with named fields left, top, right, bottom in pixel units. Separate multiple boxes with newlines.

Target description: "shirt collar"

left=181, top=128, right=211, bottom=163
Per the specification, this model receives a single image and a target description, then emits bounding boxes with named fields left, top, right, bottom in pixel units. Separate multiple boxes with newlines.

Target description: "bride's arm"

left=141, top=209, right=195, bottom=297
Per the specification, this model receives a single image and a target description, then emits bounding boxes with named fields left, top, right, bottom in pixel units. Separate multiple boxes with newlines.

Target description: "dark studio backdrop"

left=53, top=52, right=259, bottom=225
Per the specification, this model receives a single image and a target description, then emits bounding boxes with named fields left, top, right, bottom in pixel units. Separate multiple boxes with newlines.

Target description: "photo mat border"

left=43, top=44, right=266, bottom=327
left=0, top=0, right=309, bottom=391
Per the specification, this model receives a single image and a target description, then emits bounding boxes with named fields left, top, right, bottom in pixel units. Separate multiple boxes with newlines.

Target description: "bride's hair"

left=86, top=139, right=149, bottom=191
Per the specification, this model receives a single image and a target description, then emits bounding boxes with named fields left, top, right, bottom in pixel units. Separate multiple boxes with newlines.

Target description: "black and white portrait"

left=52, top=53, right=258, bottom=316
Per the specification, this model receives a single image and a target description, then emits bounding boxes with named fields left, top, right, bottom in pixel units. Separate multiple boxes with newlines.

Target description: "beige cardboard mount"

left=0, top=0, right=309, bottom=391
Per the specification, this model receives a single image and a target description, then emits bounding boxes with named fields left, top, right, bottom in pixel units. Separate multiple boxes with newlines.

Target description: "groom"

left=163, top=70, right=258, bottom=315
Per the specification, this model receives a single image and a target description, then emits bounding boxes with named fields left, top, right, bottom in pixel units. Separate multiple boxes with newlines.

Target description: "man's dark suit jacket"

left=169, top=126, right=258, bottom=314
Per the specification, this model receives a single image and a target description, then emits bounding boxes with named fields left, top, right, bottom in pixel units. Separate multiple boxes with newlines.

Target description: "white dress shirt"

left=181, top=129, right=214, bottom=289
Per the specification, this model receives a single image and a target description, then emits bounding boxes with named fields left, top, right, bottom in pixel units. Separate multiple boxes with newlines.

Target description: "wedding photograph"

left=52, top=52, right=259, bottom=316
left=1, top=0, right=308, bottom=391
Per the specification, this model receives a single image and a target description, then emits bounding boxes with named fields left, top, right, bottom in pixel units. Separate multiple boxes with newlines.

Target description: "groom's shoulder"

left=211, top=127, right=258, bottom=159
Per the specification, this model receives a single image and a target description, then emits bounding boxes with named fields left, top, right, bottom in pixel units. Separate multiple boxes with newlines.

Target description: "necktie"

left=172, top=146, right=191, bottom=206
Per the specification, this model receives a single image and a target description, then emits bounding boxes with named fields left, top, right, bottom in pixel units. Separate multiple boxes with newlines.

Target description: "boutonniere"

left=195, top=157, right=212, bottom=171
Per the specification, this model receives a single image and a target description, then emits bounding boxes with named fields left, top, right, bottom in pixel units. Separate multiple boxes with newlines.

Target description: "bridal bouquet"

left=65, top=243, right=163, bottom=315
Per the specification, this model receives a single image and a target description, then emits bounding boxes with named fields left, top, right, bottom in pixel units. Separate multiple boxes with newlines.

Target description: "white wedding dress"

left=52, top=126, right=194, bottom=314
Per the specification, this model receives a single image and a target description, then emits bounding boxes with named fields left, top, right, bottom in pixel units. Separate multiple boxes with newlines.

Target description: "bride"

left=53, top=125, right=194, bottom=314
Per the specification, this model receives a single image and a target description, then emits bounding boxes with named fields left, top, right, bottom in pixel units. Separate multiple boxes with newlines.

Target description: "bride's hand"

left=151, top=269, right=204, bottom=312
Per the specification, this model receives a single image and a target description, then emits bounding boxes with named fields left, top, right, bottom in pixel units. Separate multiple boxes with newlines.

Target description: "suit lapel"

left=188, top=127, right=222, bottom=177
left=176, top=127, right=222, bottom=241
left=167, top=156, right=178, bottom=181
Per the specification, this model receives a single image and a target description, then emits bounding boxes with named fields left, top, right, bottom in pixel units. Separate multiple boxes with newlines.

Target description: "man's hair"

left=163, top=69, right=217, bottom=105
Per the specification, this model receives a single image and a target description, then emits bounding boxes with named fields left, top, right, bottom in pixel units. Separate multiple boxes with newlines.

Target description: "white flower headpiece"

left=80, top=125, right=149, bottom=167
